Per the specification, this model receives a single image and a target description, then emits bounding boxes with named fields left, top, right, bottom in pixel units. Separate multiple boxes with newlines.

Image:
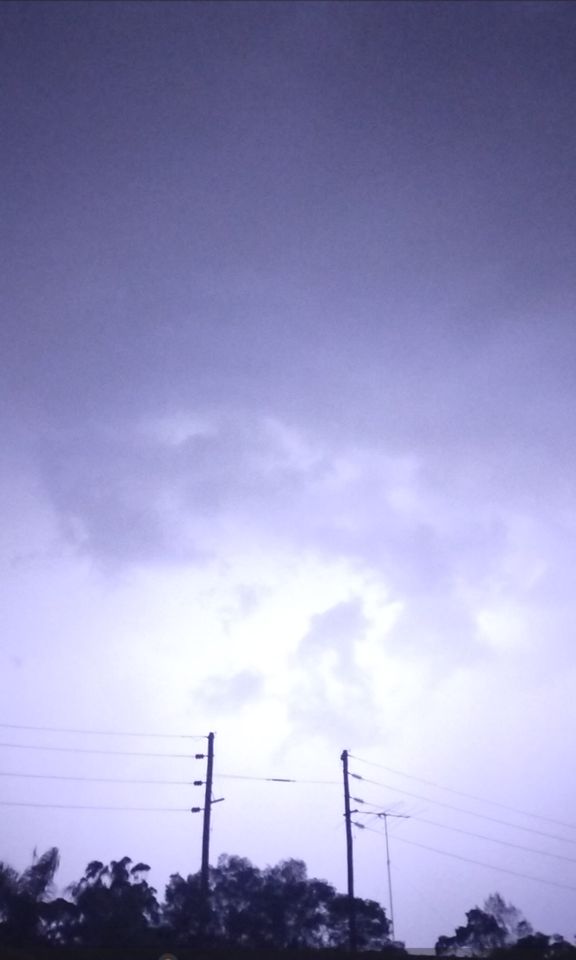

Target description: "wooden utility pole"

left=197, top=732, right=215, bottom=944
left=341, top=749, right=357, bottom=952
left=200, top=731, right=215, bottom=898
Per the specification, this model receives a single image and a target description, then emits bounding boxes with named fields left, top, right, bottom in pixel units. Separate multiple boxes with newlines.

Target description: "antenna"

left=376, top=810, right=410, bottom=941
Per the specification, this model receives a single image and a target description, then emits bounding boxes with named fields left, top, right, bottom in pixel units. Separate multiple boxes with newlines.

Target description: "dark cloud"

left=195, top=670, right=265, bottom=714
left=3, top=0, right=576, bottom=458
left=299, top=600, right=368, bottom=673
left=287, top=599, right=382, bottom=745
left=33, top=416, right=322, bottom=566
left=25, top=409, right=546, bottom=670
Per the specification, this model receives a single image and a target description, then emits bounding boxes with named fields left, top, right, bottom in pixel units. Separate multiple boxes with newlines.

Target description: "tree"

left=491, top=933, right=576, bottom=960
left=436, top=895, right=534, bottom=957
left=161, top=871, right=204, bottom=947
left=0, top=862, right=20, bottom=944
left=0, top=848, right=61, bottom=946
left=484, top=893, right=533, bottom=944
left=67, top=855, right=160, bottom=948
left=354, top=895, right=392, bottom=951
left=327, top=892, right=391, bottom=951
left=207, top=853, right=390, bottom=951
left=209, top=853, right=265, bottom=946
left=258, top=859, right=339, bottom=949
left=0, top=848, right=392, bottom=952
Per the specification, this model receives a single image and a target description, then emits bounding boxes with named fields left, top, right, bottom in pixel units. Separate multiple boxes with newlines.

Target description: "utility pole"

left=201, top=731, right=215, bottom=898
left=341, top=749, right=357, bottom=953
left=192, top=731, right=215, bottom=945
left=377, top=810, right=409, bottom=942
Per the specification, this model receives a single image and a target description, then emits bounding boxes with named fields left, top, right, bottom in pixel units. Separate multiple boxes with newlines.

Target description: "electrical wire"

left=350, top=754, right=576, bottom=832
left=0, top=800, right=190, bottom=812
left=0, top=767, right=338, bottom=788
left=350, top=773, right=576, bottom=848
left=358, top=808, right=576, bottom=867
left=0, top=722, right=206, bottom=740
left=0, top=741, right=195, bottom=759
left=0, top=770, right=198, bottom=786
left=216, top=773, right=339, bottom=785
left=0, top=768, right=338, bottom=786
left=360, top=822, right=576, bottom=894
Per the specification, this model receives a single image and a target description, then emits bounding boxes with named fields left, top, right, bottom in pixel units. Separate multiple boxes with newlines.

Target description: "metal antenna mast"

left=377, top=810, right=410, bottom=941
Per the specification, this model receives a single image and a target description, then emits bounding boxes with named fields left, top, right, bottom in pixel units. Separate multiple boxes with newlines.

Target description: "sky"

left=2, top=0, right=576, bottom=947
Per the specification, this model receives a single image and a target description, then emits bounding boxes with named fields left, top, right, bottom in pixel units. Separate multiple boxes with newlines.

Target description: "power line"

left=361, top=822, right=576, bottom=894
left=359, top=809, right=576, bottom=867
left=350, top=773, right=576, bottom=848
left=0, top=741, right=195, bottom=759
left=0, top=768, right=338, bottom=787
left=0, top=722, right=206, bottom=740
left=350, top=754, right=576, bottom=832
left=0, top=770, right=198, bottom=786
left=216, top=773, right=339, bottom=785
left=0, top=800, right=190, bottom=812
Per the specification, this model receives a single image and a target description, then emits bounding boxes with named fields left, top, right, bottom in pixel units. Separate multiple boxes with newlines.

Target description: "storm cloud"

left=3, top=0, right=576, bottom=948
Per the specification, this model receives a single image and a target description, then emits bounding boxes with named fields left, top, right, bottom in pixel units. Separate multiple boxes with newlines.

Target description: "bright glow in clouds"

left=4, top=414, right=575, bottom=943
left=3, top=0, right=576, bottom=948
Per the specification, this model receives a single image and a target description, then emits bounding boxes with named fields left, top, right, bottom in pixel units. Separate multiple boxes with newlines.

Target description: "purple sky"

left=2, top=0, right=576, bottom=947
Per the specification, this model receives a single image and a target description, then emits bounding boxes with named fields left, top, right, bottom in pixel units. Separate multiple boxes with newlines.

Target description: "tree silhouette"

left=0, top=847, right=393, bottom=952
left=209, top=853, right=264, bottom=946
left=162, top=870, right=204, bottom=946
left=67, top=855, right=160, bottom=948
left=163, top=853, right=390, bottom=951
left=436, top=894, right=535, bottom=957
left=262, top=860, right=339, bottom=949
left=327, top=891, right=390, bottom=951
left=489, top=933, right=576, bottom=960
left=484, top=893, right=533, bottom=944
left=436, top=907, right=505, bottom=957
left=0, top=847, right=60, bottom=946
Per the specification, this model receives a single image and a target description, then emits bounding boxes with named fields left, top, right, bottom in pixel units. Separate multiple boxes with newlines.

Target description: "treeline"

left=435, top=894, right=576, bottom=959
left=1, top=849, right=576, bottom=959
left=0, top=848, right=391, bottom=953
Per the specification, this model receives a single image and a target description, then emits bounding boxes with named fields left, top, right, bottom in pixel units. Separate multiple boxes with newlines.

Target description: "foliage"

left=0, top=848, right=390, bottom=952
left=483, top=894, right=533, bottom=944
left=161, top=868, right=204, bottom=945
left=66, top=855, right=160, bottom=948
left=435, top=893, right=536, bottom=957
left=490, top=933, right=576, bottom=960
left=0, top=847, right=60, bottom=946
left=164, top=853, right=390, bottom=950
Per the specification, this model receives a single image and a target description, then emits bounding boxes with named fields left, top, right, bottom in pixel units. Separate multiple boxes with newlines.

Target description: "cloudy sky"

left=2, top=0, right=576, bottom=947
